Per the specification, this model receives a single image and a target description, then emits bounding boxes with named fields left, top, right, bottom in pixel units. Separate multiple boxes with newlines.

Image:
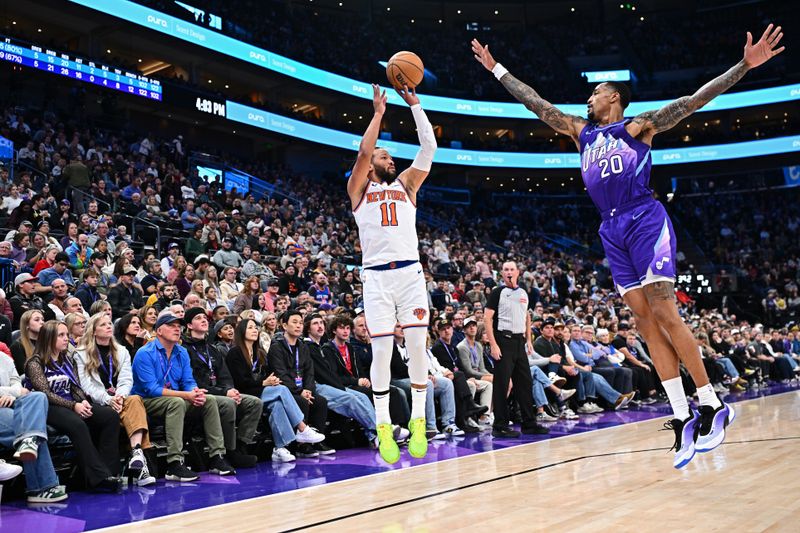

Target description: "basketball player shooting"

left=348, top=83, right=437, bottom=464
left=472, top=24, right=784, bottom=469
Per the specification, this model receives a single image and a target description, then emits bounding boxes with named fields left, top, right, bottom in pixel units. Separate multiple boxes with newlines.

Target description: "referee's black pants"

left=492, top=332, right=537, bottom=430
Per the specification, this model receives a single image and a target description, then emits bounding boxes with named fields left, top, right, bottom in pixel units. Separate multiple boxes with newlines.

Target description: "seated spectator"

left=568, top=325, right=634, bottom=412
left=74, top=314, right=155, bottom=486
left=219, top=267, right=241, bottom=307
left=46, top=279, right=70, bottom=321
left=25, top=320, right=123, bottom=491
left=226, top=317, right=325, bottom=463
left=64, top=312, right=88, bottom=359
left=37, top=252, right=76, bottom=293
left=431, top=318, right=488, bottom=430
left=304, top=313, right=391, bottom=447
left=32, top=245, right=60, bottom=276
left=66, top=234, right=93, bottom=271
left=75, top=269, right=102, bottom=312
left=138, top=305, right=158, bottom=341
left=108, top=266, right=144, bottom=319
left=9, top=273, right=54, bottom=330
left=268, top=311, right=334, bottom=457
left=183, top=307, right=261, bottom=468
left=10, top=309, right=45, bottom=374
left=175, top=264, right=195, bottom=301
left=212, top=237, right=243, bottom=271
left=114, top=313, right=147, bottom=357
left=455, top=317, right=493, bottom=426
left=0, top=349, right=67, bottom=502
left=131, top=312, right=235, bottom=482
left=90, top=300, right=113, bottom=320
left=233, top=276, right=260, bottom=315
left=160, top=243, right=181, bottom=279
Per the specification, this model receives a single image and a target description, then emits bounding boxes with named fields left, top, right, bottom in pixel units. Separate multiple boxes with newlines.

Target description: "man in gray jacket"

left=456, top=317, right=493, bottom=426
left=212, top=237, right=243, bottom=271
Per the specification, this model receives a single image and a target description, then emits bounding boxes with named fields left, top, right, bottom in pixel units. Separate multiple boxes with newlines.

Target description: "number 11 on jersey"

left=380, top=202, right=398, bottom=226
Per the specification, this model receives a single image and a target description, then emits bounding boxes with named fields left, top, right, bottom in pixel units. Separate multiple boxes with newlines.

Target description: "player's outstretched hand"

left=395, top=84, right=420, bottom=106
left=372, top=84, right=387, bottom=115
left=471, top=39, right=497, bottom=71
left=744, top=23, right=784, bottom=69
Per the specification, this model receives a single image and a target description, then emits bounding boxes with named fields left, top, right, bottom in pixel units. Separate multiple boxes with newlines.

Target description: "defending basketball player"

left=348, top=83, right=437, bottom=464
left=472, top=24, right=784, bottom=468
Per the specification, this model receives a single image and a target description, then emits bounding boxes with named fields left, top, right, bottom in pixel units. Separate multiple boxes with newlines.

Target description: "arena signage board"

left=70, top=0, right=800, bottom=118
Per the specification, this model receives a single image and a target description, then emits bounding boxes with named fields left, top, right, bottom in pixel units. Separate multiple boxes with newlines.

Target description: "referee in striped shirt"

left=484, top=261, right=548, bottom=438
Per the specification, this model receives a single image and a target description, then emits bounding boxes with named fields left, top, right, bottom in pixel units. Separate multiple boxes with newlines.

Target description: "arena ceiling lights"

left=69, top=0, right=800, bottom=119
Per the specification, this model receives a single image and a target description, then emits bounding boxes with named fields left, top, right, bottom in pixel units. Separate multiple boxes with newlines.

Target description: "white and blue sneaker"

left=695, top=402, right=735, bottom=453
left=664, top=410, right=699, bottom=469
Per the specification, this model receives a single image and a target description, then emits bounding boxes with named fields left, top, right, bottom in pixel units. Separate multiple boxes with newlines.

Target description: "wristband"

left=492, top=63, right=509, bottom=80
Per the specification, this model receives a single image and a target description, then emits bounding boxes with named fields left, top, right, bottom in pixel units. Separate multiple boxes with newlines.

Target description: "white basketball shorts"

left=361, top=261, right=429, bottom=338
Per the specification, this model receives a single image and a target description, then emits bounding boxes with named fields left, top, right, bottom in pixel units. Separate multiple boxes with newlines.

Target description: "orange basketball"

left=386, top=51, right=424, bottom=90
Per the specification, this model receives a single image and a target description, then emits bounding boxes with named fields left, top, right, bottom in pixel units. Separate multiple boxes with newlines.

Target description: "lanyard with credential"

left=98, top=352, right=115, bottom=387
left=159, top=351, right=174, bottom=389
left=286, top=340, right=303, bottom=388
left=195, top=345, right=218, bottom=384
left=441, top=342, right=458, bottom=368
left=468, top=342, right=480, bottom=367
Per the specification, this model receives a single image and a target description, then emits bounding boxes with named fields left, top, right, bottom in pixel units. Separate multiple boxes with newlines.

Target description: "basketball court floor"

left=2, top=383, right=798, bottom=532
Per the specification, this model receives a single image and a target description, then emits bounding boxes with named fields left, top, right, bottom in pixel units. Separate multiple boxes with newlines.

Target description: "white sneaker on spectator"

left=557, top=388, right=576, bottom=402
left=393, top=425, right=410, bottom=442
left=0, top=459, right=23, bottom=481
left=577, top=403, right=597, bottom=414
left=295, top=426, right=325, bottom=444
left=271, top=447, right=296, bottom=463
left=560, top=408, right=579, bottom=420
left=478, top=415, right=493, bottom=427
left=465, top=418, right=481, bottom=429
left=430, top=431, right=448, bottom=440
left=536, top=412, right=558, bottom=422
left=548, top=372, right=567, bottom=388
left=587, top=402, right=605, bottom=413
left=444, top=424, right=465, bottom=436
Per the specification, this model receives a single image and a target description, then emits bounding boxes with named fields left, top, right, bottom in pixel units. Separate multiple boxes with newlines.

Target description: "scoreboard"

left=0, top=35, right=162, bottom=101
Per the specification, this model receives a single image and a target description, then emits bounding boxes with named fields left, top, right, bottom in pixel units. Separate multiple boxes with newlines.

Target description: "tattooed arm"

left=629, top=24, right=784, bottom=140
left=471, top=39, right=586, bottom=140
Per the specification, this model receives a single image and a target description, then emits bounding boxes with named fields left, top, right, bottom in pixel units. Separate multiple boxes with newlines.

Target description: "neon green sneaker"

left=376, top=423, right=400, bottom=464
left=407, top=417, right=428, bottom=459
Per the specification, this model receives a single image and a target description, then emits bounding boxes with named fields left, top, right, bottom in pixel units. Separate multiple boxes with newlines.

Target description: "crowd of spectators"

left=1, top=92, right=799, bottom=502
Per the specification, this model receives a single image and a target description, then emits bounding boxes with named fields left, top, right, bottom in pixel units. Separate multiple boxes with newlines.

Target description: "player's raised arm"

left=629, top=24, right=784, bottom=139
left=396, top=85, right=437, bottom=198
left=471, top=39, right=586, bottom=141
left=348, top=84, right=387, bottom=208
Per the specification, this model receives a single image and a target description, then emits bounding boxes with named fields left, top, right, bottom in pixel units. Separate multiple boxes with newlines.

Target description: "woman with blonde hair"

left=203, top=265, right=221, bottom=292
left=138, top=305, right=158, bottom=341
left=25, top=320, right=123, bottom=491
left=10, top=309, right=45, bottom=374
left=90, top=300, right=113, bottom=319
left=259, top=311, right=277, bottom=354
left=75, top=314, right=155, bottom=486
left=64, top=313, right=88, bottom=358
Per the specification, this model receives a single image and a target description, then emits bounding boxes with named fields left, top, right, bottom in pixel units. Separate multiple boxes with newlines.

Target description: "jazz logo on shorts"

left=413, top=308, right=427, bottom=321
left=656, top=256, right=671, bottom=270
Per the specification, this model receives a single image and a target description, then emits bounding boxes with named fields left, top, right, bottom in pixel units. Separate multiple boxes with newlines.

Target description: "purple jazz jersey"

left=579, top=120, right=677, bottom=293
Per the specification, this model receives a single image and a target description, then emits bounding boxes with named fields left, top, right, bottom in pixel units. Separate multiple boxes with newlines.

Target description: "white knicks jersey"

left=352, top=179, right=420, bottom=268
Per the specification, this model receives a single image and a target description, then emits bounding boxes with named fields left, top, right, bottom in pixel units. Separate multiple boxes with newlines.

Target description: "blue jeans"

left=260, top=385, right=305, bottom=449
left=0, top=392, right=60, bottom=493
left=715, top=357, right=740, bottom=379
left=781, top=354, right=798, bottom=370
left=392, top=378, right=437, bottom=430
left=316, top=384, right=376, bottom=440
left=584, top=371, right=621, bottom=403
left=530, top=366, right=551, bottom=408
left=432, top=376, right=456, bottom=428
left=574, top=370, right=595, bottom=401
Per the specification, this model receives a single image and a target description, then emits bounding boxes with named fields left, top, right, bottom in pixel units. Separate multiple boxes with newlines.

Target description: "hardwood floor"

left=102, top=391, right=800, bottom=533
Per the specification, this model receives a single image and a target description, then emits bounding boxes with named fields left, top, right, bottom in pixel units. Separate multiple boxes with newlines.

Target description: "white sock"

left=411, top=386, right=427, bottom=420
left=696, top=383, right=722, bottom=409
left=662, top=377, right=690, bottom=420
left=374, top=392, right=391, bottom=426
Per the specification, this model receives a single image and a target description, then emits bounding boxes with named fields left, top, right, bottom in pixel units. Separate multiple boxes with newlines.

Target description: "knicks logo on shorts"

left=413, top=308, right=427, bottom=320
